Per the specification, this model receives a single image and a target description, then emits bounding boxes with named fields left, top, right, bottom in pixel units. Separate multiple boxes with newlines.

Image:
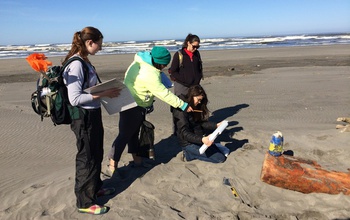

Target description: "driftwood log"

left=261, top=152, right=350, bottom=195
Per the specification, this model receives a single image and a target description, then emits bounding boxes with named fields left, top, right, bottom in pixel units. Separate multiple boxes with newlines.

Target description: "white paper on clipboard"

left=199, top=120, right=228, bottom=154
left=84, top=78, right=137, bottom=115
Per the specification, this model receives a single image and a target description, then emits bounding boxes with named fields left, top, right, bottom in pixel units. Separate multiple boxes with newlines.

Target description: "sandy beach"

left=0, top=45, right=350, bottom=220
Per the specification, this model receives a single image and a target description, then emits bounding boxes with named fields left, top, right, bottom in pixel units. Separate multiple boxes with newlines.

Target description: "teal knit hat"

left=151, top=46, right=171, bottom=65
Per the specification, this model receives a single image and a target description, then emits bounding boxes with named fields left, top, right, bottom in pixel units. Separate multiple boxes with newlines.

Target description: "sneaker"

left=97, top=187, right=115, bottom=197
left=102, top=167, right=127, bottom=181
left=176, top=152, right=187, bottom=162
left=101, top=165, right=115, bottom=178
left=181, top=152, right=187, bottom=162
left=105, top=165, right=115, bottom=177
left=78, top=204, right=109, bottom=215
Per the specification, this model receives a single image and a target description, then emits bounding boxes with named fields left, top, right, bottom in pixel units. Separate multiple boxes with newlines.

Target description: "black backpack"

left=137, top=120, right=155, bottom=160
left=31, top=57, right=88, bottom=125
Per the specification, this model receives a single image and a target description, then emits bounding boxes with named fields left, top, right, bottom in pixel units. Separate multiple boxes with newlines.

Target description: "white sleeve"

left=63, top=60, right=93, bottom=106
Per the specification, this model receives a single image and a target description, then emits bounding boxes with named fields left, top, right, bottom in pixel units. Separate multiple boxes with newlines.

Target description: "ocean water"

left=0, top=33, right=349, bottom=59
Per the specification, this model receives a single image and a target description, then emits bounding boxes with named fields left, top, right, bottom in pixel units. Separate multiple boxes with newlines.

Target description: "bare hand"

left=105, top=88, right=121, bottom=98
left=202, top=136, right=213, bottom=146
left=186, top=106, right=193, bottom=112
left=92, top=88, right=121, bottom=99
left=217, top=120, right=225, bottom=128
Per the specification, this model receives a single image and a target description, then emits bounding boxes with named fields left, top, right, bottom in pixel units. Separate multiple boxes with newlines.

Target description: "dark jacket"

left=170, top=48, right=203, bottom=87
left=172, top=96, right=216, bottom=147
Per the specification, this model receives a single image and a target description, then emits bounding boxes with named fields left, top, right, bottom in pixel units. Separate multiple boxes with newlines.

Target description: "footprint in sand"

left=40, top=204, right=66, bottom=217
left=22, top=181, right=53, bottom=194
left=242, top=143, right=257, bottom=150
left=2, top=201, right=28, bottom=215
left=184, top=164, right=202, bottom=178
left=316, top=135, right=329, bottom=140
left=312, top=149, right=326, bottom=157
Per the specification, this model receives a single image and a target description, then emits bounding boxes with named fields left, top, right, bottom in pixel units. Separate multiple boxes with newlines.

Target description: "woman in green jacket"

left=107, top=46, right=192, bottom=175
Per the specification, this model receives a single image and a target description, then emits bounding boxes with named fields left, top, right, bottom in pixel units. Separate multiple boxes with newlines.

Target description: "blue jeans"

left=183, top=144, right=226, bottom=163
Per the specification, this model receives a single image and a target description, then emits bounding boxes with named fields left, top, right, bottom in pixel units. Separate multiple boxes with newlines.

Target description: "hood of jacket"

left=137, top=51, right=153, bottom=66
left=124, top=52, right=185, bottom=109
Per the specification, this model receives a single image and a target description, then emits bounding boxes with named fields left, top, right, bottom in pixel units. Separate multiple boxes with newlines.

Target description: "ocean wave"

left=1, top=33, right=349, bottom=59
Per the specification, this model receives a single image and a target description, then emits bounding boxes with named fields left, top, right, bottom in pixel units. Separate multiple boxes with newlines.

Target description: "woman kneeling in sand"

left=172, top=85, right=227, bottom=163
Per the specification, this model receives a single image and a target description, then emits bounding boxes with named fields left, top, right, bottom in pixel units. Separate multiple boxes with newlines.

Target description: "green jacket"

left=124, top=51, right=188, bottom=110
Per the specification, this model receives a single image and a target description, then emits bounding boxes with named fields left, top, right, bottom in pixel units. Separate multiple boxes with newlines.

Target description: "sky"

left=0, top=0, right=349, bottom=45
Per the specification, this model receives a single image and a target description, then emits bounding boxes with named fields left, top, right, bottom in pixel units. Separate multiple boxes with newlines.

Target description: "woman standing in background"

left=169, top=33, right=203, bottom=96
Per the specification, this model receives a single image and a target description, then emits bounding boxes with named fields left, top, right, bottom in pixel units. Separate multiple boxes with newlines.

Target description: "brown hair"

left=62, top=26, right=103, bottom=64
left=182, top=33, right=200, bottom=48
left=186, top=85, right=209, bottom=121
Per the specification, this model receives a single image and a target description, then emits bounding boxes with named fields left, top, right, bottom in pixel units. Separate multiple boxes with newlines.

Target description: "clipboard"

left=84, top=78, right=137, bottom=115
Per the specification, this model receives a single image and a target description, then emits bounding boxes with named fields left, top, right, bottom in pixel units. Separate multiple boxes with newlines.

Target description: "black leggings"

left=70, top=108, right=104, bottom=208
left=112, top=106, right=146, bottom=162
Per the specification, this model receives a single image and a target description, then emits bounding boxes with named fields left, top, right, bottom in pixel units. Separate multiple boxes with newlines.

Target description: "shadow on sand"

left=210, top=104, right=249, bottom=152
left=98, top=103, right=250, bottom=206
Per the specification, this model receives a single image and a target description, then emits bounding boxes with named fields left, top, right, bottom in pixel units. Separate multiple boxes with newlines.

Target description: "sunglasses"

left=191, top=44, right=200, bottom=49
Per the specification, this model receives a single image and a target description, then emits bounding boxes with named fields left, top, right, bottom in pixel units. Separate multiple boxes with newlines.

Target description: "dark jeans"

left=70, top=108, right=104, bottom=208
left=112, top=106, right=146, bottom=162
left=183, top=144, right=226, bottom=163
